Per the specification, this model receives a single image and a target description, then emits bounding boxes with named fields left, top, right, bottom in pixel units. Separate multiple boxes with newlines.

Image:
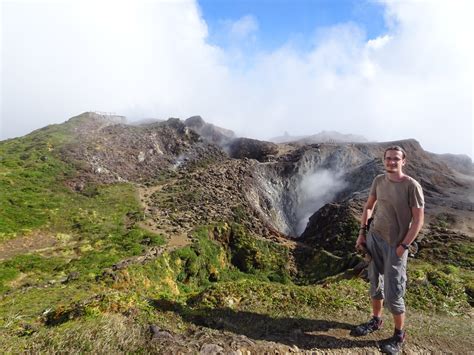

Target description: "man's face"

left=384, top=150, right=405, bottom=173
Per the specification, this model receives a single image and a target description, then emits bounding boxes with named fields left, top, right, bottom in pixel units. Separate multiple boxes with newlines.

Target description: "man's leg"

left=353, top=232, right=384, bottom=336
left=368, top=232, right=385, bottom=319
left=384, top=247, right=407, bottom=320
left=372, top=298, right=383, bottom=318
left=393, top=312, right=405, bottom=331
left=381, top=247, right=408, bottom=354
left=382, top=312, right=406, bottom=354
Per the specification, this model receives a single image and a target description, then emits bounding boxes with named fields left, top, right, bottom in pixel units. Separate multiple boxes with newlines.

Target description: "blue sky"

left=1, top=0, right=472, bottom=157
left=199, top=0, right=387, bottom=51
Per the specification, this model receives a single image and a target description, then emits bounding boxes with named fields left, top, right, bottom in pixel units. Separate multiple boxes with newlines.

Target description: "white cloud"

left=228, top=14, right=258, bottom=39
left=1, top=0, right=472, bottom=157
left=366, top=34, right=391, bottom=50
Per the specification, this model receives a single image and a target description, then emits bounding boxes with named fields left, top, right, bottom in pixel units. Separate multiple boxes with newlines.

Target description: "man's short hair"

left=384, top=145, right=406, bottom=159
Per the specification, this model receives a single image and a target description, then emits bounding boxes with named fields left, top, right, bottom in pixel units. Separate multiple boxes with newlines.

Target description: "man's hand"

left=396, top=245, right=406, bottom=257
left=356, top=234, right=366, bottom=251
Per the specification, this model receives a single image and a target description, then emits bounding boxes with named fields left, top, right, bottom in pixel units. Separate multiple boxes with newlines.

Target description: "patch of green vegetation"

left=104, top=226, right=242, bottom=297
left=96, top=224, right=292, bottom=301
left=0, top=313, right=153, bottom=353
left=40, top=290, right=153, bottom=326
left=432, top=212, right=456, bottom=229
left=173, top=231, right=226, bottom=287
left=0, top=123, right=165, bottom=285
left=0, top=282, right=98, bottom=330
left=444, top=241, right=474, bottom=269
left=0, top=176, right=164, bottom=289
left=407, top=261, right=471, bottom=314
left=0, top=267, right=19, bottom=293
left=3, top=254, right=64, bottom=274
left=0, top=122, right=154, bottom=246
left=0, top=125, right=76, bottom=238
left=62, top=184, right=141, bottom=235
left=231, top=205, right=248, bottom=224
left=222, top=224, right=291, bottom=283
left=0, top=254, right=66, bottom=292
left=188, top=278, right=369, bottom=318
left=54, top=225, right=165, bottom=281
left=419, top=235, right=473, bottom=269
left=296, top=249, right=360, bottom=285
left=94, top=229, right=229, bottom=300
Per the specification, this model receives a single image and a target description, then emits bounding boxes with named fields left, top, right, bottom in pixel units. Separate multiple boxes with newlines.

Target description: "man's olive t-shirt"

left=369, top=174, right=424, bottom=246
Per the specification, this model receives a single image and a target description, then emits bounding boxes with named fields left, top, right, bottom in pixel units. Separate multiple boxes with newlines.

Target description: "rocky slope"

left=0, top=112, right=472, bottom=353
left=31, top=112, right=474, bottom=273
left=51, top=113, right=472, bottom=240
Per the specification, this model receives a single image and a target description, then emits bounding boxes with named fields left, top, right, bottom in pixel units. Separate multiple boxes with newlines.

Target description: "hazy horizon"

left=1, top=0, right=472, bottom=157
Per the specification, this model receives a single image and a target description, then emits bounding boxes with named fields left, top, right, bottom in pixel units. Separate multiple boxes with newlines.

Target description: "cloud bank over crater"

left=1, top=0, right=472, bottom=157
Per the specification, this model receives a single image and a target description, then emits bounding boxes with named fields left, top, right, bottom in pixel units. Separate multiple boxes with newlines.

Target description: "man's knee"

left=385, top=296, right=405, bottom=315
left=369, top=268, right=384, bottom=300
left=370, top=285, right=384, bottom=300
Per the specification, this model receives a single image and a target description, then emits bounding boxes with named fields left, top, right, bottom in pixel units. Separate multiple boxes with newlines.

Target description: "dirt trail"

left=148, top=309, right=473, bottom=354
left=0, top=232, right=57, bottom=261
left=136, top=183, right=191, bottom=251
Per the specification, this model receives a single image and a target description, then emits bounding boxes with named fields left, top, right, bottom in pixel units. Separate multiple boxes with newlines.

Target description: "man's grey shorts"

left=366, top=231, right=408, bottom=315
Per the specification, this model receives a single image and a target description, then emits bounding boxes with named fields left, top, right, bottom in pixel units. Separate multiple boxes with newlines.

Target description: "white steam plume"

left=295, top=169, right=346, bottom=235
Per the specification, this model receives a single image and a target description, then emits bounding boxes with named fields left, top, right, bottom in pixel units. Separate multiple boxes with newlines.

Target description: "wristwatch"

left=400, top=243, right=409, bottom=250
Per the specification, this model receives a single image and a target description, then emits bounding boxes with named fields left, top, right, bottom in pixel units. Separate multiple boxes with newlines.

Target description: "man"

left=354, top=146, right=424, bottom=354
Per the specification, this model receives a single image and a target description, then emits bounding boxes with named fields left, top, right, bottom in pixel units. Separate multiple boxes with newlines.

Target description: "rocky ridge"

left=59, top=112, right=473, bottom=245
left=51, top=113, right=474, bottom=284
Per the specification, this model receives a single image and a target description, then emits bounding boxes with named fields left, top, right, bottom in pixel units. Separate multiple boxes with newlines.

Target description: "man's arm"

left=356, top=194, right=377, bottom=249
left=396, top=207, right=424, bottom=257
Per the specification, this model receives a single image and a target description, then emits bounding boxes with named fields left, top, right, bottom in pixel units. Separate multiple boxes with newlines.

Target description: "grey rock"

left=200, top=343, right=224, bottom=354
left=149, top=325, right=174, bottom=341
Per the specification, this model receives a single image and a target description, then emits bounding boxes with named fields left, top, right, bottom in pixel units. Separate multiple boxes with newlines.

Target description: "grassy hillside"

left=0, top=123, right=472, bottom=353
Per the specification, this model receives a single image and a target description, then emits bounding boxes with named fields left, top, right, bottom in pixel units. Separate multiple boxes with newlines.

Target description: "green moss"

left=407, top=261, right=471, bottom=314
left=231, top=205, right=248, bottom=223
left=223, top=224, right=291, bottom=283
left=3, top=254, right=63, bottom=273
left=0, top=254, right=66, bottom=292
left=0, top=267, right=19, bottom=293
left=111, top=227, right=165, bottom=255
left=296, top=249, right=360, bottom=285
left=189, top=278, right=369, bottom=317
left=0, top=283, right=97, bottom=331
left=173, top=231, right=226, bottom=286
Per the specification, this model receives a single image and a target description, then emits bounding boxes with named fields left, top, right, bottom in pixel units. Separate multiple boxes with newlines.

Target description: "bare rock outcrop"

left=184, top=115, right=235, bottom=146
left=228, top=137, right=279, bottom=162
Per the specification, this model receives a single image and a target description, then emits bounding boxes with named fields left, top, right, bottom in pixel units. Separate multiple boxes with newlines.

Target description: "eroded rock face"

left=58, top=112, right=473, bottom=244
left=60, top=114, right=227, bottom=188
left=228, top=138, right=279, bottom=162
left=249, top=139, right=472, bottom=237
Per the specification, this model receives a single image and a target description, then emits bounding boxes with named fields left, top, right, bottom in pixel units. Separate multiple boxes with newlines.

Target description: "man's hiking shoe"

left=352, top=317, right=383, bottom=336
left=381, top=331, right=406, bottom=354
